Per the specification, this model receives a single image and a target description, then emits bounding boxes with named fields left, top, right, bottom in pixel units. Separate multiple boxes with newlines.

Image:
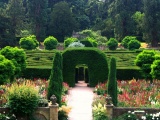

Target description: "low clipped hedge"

left=22, top=68, right=51, bottom=79
left=22, top=67, right=143, bottom=81
left=117, top=68, right=143, bottom=80
left=63, top=48, right=109, bottom=87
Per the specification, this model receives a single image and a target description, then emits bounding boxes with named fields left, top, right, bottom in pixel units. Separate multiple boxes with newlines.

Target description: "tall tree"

left=107, top=57, right=117, bottom=106
left=27, top=0, right=48, bottom=42
left=143, top=0, right=160, bottom=47
left=108, top=0, right=142, bottom=41
left=6, top=0, right=25, bottom=37
left=47, top=51, right=63, bottom=105
left=0, top=13, right=14, bottom=48
left=48, top=1, right=77, bottom=42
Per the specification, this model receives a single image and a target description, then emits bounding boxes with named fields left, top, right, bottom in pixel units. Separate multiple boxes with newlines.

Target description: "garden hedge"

left=62, top=48, right=109, bottom=87
left=22, top=68, right=51, bottom=79
left=22, top=67, right=143, bottom=81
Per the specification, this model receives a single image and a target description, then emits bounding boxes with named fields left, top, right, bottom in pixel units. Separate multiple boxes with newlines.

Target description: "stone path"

left=67, top=81, right=94, bottom=120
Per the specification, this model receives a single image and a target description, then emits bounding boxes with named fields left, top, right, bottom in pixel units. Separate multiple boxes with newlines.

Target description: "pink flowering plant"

left=94, top=79, right=160, bottom=108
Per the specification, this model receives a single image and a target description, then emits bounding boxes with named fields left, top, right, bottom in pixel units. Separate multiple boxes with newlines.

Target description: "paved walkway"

left=67, top=81, right=94, bottom=120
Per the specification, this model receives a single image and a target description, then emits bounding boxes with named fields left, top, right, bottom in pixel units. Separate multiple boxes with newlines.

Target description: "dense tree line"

left=0, top=0, right=160, bottom=47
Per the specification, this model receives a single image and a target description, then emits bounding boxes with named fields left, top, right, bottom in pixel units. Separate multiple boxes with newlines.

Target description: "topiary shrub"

left=68, top=41, right=85, bottom=48
left=19, top=35, right=39, bottom=50
left=80, top=40, right=93, bottom=47
left=107, top=38, right=118, bottom=50
left=150, top=60, right=160, bottom=79
left=63, top=48, right=108, bottom=87
left=121, top=36, right=137, bottom=49
left=44, top=36, right=58, bottom=50
left=81, top=37, right=98, bottom=47
left=107, top=57, right=117, bottom=106
left=128, top=40, right=141, bottom=50
left=135, top=50, right=155, bottom=80
left=0, top=46, right=26, bottom=80
left=64, top=37, right=78, bottom=48
left=8, top=81, right=40, bottom=118
left=0, top=55, right=15, bottom=84
left=47, top=51, right=63, bottom=105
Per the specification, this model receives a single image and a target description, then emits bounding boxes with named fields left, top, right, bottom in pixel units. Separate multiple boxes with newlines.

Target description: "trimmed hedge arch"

left=62, top=48, right=108, bottom=87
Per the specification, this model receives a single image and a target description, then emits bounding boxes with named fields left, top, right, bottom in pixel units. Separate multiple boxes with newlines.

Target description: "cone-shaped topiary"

left=47, top=51, right=63, bottom=105
left=107, top=57, right=118, bottom=106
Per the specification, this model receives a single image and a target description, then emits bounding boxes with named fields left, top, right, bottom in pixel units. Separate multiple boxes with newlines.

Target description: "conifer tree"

left=47, top=51, right=63, bottom=105
left=107, top=57, right=118, bottom=106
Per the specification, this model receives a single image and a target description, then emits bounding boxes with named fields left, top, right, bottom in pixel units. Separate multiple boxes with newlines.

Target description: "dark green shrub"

left=107, top=57, right=118, bottom=106
left=8, top=81, right=40, bottom=118
left=64, top=37, right=78, bottom=48
left=0, top=55, right=15, bottom=84
left=128, top=40, right=141, bottom=50
left=117, top=68, right=143, bottom=80
left=63, top=48, right=108, bottom=87
left=44, top=36, right=58, bottom=50
left=0, top=46, right=26, bottom=79
left=81, top=37, right=97, bottom=47
left=19, top=35, right=39, bottom=50
left=150, top=60, right=160, bottom=79
left=121, top=36, right=137, bottom=49
left=107, top=38, right=118, bottom=50
left=135, top=50, right=155, bottom=80
left=22, top=68, right=51, bottom=79
left=47, top=51, right=63, bottom=105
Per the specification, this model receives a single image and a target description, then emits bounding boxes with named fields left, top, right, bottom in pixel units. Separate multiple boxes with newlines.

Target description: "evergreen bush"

left=107, top=38, right=118, bottom=50
left=0, top=46, right=26, bottom=80
left=150, top=60, right=160, bottom=79
left=135, top=50, right=155, bottom=80
left=63, top=48, right=108, bottom=87
left=19, top=35, right=39, bottom=50
left=47, top=51, right=63, bottom=105
left=0, top=55, right=15, bottom=84
left=107, top=57, right=118, bottom=106
left=64, top=37, right=78, bottom=48
left=44, top=36, right=58, bottom=50
left=8, top=81, right=40, bottom=118
left=128, top=40, right=141, bottom=50
left=121, top=36, right=137, bottom=49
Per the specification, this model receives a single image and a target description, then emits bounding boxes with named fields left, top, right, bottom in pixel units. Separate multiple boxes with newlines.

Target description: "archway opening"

left=75, top=64, right=89, bottom=86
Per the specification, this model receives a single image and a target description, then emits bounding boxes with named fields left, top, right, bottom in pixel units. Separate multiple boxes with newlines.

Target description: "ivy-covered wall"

left=62, top=48, right=109, bottom=87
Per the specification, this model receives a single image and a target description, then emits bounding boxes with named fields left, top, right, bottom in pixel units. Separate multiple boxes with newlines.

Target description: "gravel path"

left=67, top=81, right=94, bottom=120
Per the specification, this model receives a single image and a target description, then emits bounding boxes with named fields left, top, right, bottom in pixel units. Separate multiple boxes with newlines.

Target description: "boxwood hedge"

left=62, top=48, right=109, bottom=87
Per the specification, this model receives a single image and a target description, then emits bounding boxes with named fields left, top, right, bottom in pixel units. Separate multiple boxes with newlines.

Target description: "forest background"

left=0, top=0, right=160, bottom=48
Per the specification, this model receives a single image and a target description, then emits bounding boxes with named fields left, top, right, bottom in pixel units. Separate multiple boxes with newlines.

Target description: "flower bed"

left=94, top=79, right=160, bottom=108
left=93, top=79, right=160, bottom=120
left=0, top=78, right=71, bottom=119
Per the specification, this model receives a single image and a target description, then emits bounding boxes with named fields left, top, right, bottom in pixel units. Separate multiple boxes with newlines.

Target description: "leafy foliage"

left=8, top=81, right=40, bottom=117
left=135, top=50, right=155, bottom=79
left=150, top=60, right=160, bottom=79
left=0, top=55, right=15, bottom=84
left=107, top=38, right=118, bottom=50
left=0, top=46, right=26, bottom=79
left=107, top=57, right=118, bottom=106
left=128, top=39, right=141, bottom=50
left=47, top=51, right=63, bottom=105
left=68, top=41, right=85, bottom=48
left=44, top=36, right=58, bottom=50
left=63, top=48, right=108, bottom=87
left=64, top=37, right=78, bottom=48
left=19, top=35, right=39, bottom=50
left=121, top=36, right=137, bottom=49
